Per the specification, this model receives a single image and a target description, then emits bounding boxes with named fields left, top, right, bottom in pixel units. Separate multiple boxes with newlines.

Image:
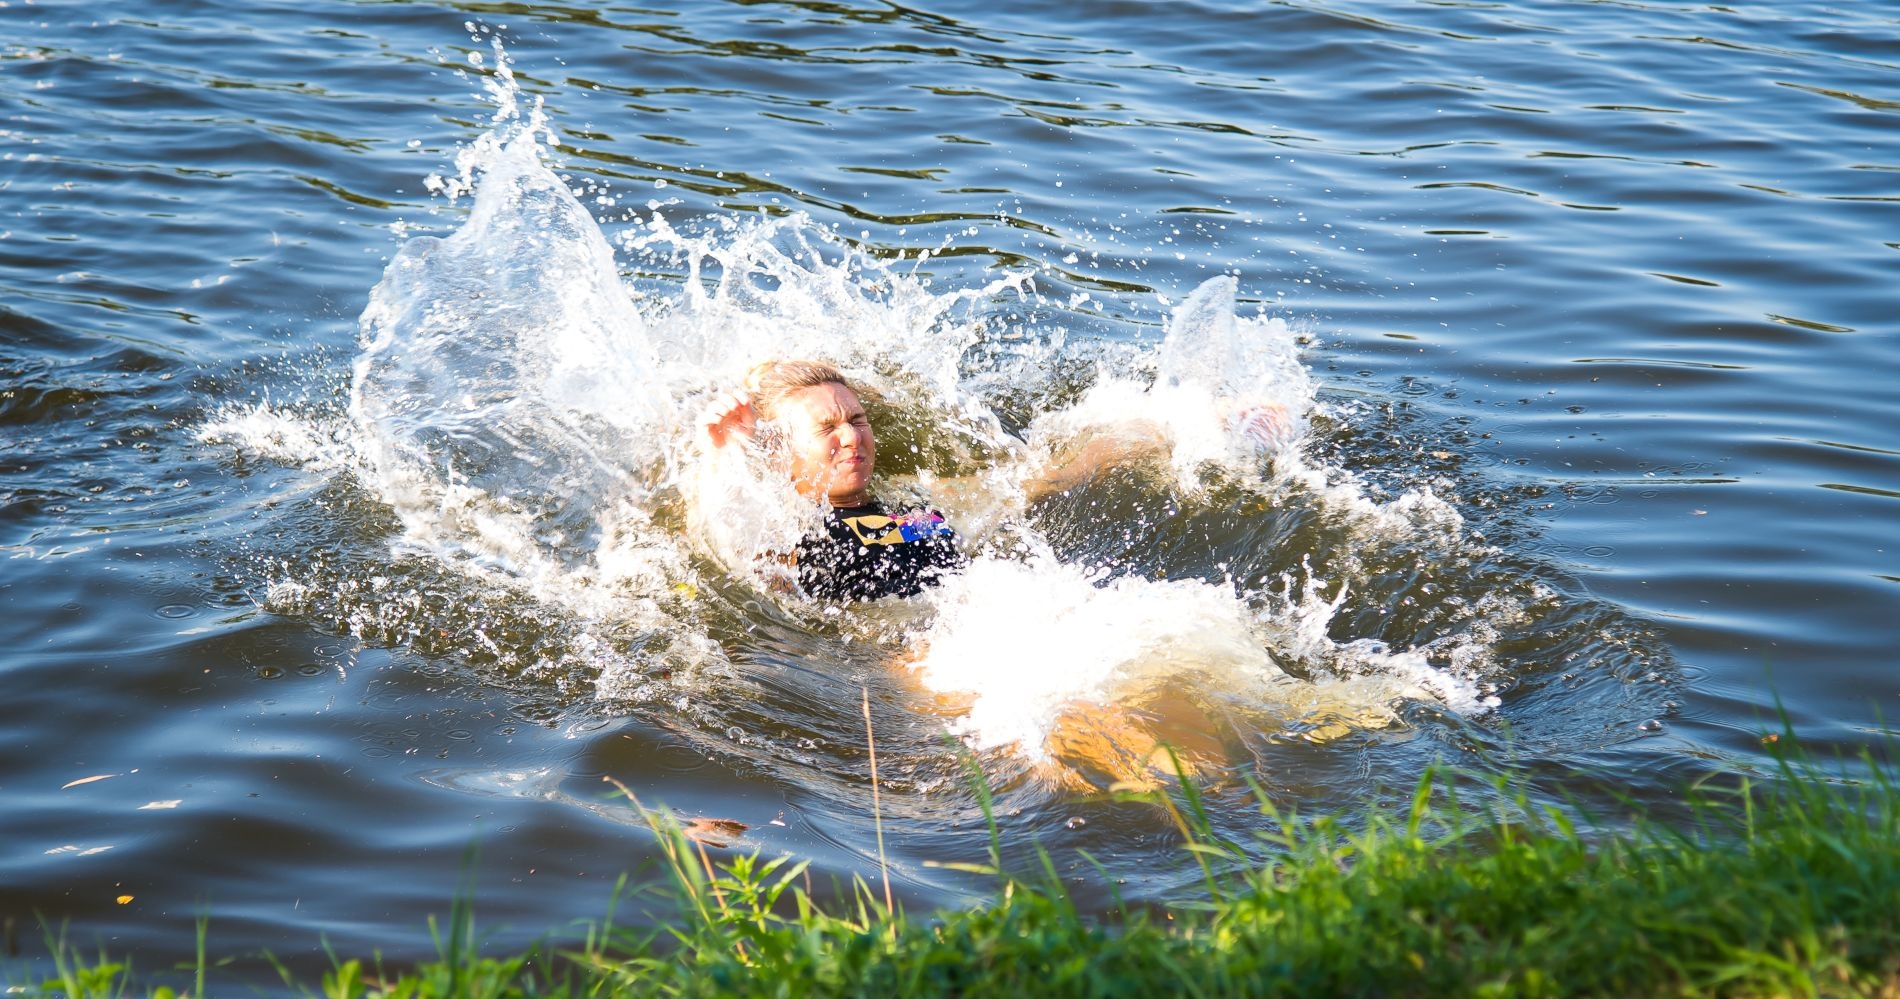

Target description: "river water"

left=4, top=0, right=1896, bottom=986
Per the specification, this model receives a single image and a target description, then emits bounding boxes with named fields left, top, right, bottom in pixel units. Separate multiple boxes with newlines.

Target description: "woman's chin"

left=836, top=466, right=872, bottom=492
left=831, top=486, right=872, bottom=507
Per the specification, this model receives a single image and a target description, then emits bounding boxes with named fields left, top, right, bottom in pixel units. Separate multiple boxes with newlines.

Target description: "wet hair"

left=744, top=359, right=853, bottom=421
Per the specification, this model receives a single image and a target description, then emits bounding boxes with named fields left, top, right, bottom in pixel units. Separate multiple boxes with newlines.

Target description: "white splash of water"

left=906, top=548, right=1499, bottom=761
left=198, top=402, right=354, bottom=472
left=907, top=555, right=1289, bottom=755
left=347, top=56, right=690, bottom=620
left=211, top=51, right=1514, bottom=766
left=1017, top=273, right=1311, bottom=488
left=1265, top=571, right=1503, bottom=719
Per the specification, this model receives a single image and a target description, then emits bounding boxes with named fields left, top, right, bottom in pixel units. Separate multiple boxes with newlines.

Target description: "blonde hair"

left=744, top=359, right=852, bottom=421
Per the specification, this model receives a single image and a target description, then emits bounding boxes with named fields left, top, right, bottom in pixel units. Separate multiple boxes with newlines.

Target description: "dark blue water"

left=4, top=0, right=1897, bottom=988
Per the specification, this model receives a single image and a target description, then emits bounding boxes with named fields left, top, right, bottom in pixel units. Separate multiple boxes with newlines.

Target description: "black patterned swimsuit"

left=793, top=502, right=966, bottom=601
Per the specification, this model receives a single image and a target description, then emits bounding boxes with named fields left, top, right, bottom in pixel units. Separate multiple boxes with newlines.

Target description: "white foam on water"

left=198, top=402, right=354, bottom=473
left=1265, top=572, right=1504, bottom=718
left=906, top=554, right=1288, bottom=755
left=346, top=47, right=695, bottom=623
left=1010, top=274, right=1310, bottom=488
left=904, top=552, right=1500, bottom=761
left=211, top=48, right=1515, bottom=764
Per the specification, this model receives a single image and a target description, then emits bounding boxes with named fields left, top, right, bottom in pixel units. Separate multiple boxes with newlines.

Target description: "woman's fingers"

left=1224, top=400, right=1290, bottom=447
left=700, top=392, right=757, bottom=449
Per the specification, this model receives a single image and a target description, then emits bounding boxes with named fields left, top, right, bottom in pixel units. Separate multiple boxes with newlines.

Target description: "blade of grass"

left=862, top=686, right=895, bottom=925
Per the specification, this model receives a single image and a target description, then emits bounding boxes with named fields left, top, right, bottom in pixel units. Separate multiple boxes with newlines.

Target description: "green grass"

left=13, top=745, right=1900, bottom=997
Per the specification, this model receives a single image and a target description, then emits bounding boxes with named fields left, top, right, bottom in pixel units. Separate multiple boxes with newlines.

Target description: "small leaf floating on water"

left=682, top=817, right=747, bottom=848
left=116, top=895, right=133, bottom=905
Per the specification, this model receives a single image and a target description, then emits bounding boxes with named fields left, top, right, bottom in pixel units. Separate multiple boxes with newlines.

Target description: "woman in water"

left=697, top=359, right=964, bottom=601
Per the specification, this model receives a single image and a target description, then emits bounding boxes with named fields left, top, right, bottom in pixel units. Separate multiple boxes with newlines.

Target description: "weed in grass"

left=35, top=921, right=131, bottom=998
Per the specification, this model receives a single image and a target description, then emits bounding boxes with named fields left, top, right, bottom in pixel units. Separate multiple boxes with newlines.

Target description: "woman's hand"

left=1222, top=399, right=1290, bottom=448
left=698, top=391, right=758, bottom=451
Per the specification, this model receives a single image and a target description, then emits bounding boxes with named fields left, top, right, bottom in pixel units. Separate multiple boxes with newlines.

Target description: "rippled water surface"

left=4, top=0, right=1897, bottom=986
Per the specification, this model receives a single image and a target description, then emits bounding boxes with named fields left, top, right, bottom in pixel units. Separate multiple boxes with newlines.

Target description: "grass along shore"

left=17, top=745, right=1900, bottom=997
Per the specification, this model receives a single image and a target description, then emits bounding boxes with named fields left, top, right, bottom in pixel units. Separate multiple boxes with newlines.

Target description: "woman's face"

left=775, top=382, right=876, bottom=507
